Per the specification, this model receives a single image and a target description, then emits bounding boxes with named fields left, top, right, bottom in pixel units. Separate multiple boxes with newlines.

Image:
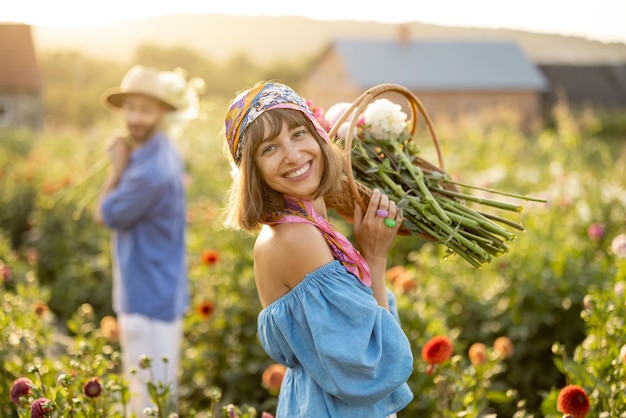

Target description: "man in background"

left=95, top=65, right=188, bottom=416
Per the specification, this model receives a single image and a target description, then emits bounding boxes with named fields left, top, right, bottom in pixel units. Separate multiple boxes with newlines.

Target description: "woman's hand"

left=353, top=189, right=403, bottom=261
left=353, top=189, right=403, bottom=309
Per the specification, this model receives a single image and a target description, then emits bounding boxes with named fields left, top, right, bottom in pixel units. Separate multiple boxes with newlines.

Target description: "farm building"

left=0, top=23, right=44, bottom=129
left=539, top=64, right=626, bottom=112
left=299, top=38, right=549, bottom=130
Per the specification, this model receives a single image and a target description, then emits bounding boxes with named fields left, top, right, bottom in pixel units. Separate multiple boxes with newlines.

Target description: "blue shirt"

left=101, top=131, right=188, bottom=321
left=258, top=261, right=414, bottom=417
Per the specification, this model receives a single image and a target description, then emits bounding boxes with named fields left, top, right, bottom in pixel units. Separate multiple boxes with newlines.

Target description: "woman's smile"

left=284, top=161, right=312, bottom=180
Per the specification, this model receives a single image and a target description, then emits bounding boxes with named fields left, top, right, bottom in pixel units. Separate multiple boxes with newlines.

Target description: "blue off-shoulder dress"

left=257, top=260, right=414, bottom=417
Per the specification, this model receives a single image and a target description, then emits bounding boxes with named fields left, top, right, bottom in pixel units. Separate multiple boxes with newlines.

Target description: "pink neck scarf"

left=264, top=195, right=371, bottom=286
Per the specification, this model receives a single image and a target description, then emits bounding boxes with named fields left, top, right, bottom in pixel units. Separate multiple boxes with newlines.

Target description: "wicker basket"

left=324, top=83, right=457, bottom=234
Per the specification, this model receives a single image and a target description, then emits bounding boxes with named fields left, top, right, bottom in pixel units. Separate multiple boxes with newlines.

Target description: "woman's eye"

left=293, top=129, right=307, bottom=138
left=261, top=145, right=275, bottom=155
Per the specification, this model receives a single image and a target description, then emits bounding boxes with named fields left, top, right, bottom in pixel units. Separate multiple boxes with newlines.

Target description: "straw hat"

left=102, top=65, right=177, bottom=111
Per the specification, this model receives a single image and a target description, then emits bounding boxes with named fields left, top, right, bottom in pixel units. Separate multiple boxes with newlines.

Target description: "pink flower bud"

left=30, top=398, right=54, bottom=418
left=10, top=377, right=33, bottom=406
left=587, top=223, right=605, bottom=241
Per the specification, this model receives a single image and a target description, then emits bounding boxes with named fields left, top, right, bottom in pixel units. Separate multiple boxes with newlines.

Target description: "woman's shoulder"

left=254, top=223, right=335, bottom=306
left=255, top=222, right=333, bottom=261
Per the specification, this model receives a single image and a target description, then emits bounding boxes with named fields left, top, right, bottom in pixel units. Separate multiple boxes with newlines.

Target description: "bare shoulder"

left=254, top=223, right=334, bottom=307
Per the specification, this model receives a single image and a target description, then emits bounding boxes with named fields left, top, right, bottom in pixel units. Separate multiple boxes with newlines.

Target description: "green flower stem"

left=456, top=229, right=500, bottom=246
left=442, top=211, right=481, bottom=231
left=393, top=147, right=452, bottom=225
left=476, top=241, right=508, bottom=257
left=353, top=142, right=406, bottom=198
left=72, top=185, right=100, bottom=220
left=430, top=187, right=524, bottom=212
left=361, top=138, right=452, bottom=225
left=477, top=211, right=526, bottom=231
left=406, top=197, right=492, bottom=258
left=434, top=176, right=548, bottom=203
left=405, top=202, right=491, bottom=262
left=52, top=158, right=109, bottom=204
left=404, top=212, right=484, bottom=268
left=357, top=141, right=452, bottom=224
left=443, top=201, right=517, bottom=241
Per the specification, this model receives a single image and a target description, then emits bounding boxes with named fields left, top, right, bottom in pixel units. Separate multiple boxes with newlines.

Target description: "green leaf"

left=486, top=390, right=513, bottom=403
left=397, top=198, right=409, bottom=210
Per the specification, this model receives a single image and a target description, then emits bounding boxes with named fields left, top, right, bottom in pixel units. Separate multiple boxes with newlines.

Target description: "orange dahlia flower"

left=557, top=384, right=590, bottom=418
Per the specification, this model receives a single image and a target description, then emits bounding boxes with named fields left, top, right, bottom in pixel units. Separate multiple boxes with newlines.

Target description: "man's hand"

left=94, top=136, right=131, bottom=225
left=107, top=136, right=131, bottom=177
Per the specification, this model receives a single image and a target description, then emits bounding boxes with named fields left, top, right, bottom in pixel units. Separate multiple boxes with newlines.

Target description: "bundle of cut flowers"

left=314, top=86, right=545, bottom=268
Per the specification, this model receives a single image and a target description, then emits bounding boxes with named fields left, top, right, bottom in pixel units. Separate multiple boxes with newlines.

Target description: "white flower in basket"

left=363, top=98, right=408, bottom=139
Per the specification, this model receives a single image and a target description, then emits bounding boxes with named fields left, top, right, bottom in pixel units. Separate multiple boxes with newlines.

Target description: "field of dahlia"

left=1, top=99, right=625, bottom=417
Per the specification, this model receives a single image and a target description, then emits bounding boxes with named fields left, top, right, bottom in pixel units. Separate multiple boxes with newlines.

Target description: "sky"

left=3, top=0, right=626, bottom=44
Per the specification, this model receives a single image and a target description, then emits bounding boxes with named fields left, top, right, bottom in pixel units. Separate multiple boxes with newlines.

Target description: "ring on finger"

left=384, top=218, right=397, bottom=228
left=376, top=209, right=389, bottom=218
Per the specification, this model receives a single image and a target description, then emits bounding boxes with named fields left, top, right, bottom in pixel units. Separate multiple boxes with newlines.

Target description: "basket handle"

left=327, top=83, right=445, bottom=211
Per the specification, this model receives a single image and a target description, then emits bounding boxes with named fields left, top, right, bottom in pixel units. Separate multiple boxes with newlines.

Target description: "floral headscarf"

left=224, top=82, right=330, bottom=166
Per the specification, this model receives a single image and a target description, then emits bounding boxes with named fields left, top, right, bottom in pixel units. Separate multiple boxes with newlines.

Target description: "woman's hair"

left=224, top=108, right=344, bottom=232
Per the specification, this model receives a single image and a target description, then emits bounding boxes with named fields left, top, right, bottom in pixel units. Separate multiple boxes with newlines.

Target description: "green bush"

left=0, top=129, right=38, bottom=249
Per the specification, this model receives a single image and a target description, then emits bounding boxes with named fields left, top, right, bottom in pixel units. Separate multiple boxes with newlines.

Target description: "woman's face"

left=253, top=118, right=324, bottom=201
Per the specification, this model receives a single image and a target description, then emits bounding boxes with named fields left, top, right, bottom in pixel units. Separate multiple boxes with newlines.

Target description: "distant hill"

left=30, top=14, right=626, bottom=65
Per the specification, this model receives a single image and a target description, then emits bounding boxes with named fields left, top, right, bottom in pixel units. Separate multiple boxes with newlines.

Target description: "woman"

left=223, top=82, right=414, bottom=417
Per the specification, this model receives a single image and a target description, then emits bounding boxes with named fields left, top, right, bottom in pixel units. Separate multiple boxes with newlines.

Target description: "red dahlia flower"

left=201, top=250, right=220, bottom=266
left=557, top=385, right=590, bottom=418
left=196, top=300, right=216, bottom=320
left=421, top=335, right=453, bottom=375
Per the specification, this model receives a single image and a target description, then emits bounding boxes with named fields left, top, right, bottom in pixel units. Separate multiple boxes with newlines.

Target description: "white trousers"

left=118, top=313, right=183, bottom=417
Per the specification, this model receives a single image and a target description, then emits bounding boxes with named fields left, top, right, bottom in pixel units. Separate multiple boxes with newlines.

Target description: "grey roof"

left=539, top=64, right=626, bottom=109
left=333, top=39, right=548, bottom=91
